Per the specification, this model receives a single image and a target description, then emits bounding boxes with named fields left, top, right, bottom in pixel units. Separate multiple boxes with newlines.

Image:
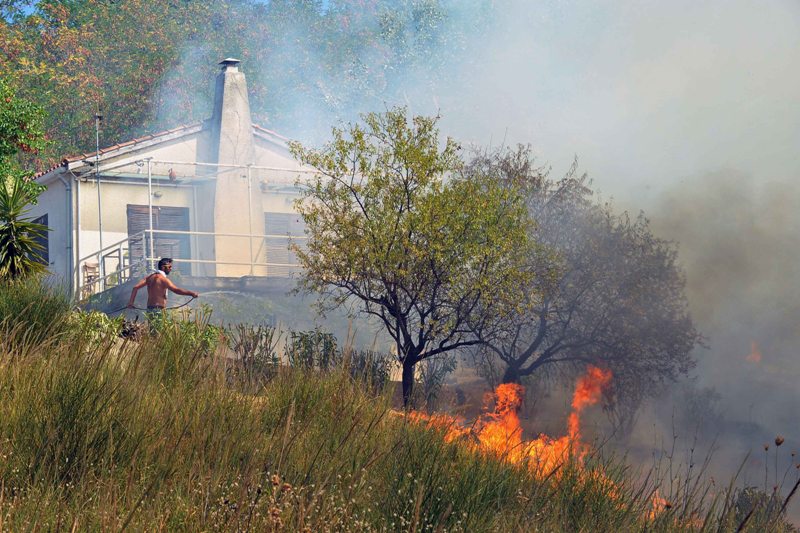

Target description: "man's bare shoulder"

left=151, top=273, right=177, bottom=287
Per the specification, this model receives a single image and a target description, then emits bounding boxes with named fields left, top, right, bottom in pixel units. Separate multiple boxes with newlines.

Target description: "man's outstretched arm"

left=165, top=278, right=199, bottom=298
left=127, top=278, right=148, bottom=307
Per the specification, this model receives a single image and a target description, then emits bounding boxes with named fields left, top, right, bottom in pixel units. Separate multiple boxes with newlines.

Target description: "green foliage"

left=0, top=175, right=48, bottom=279
left=345, top=348, right=392, bottom=393
left=1, top=0, right=479, bottom=164
left=64, top=309, right=123, bottom=343
left=0, top=79, right=48, bottom=280
left=285, top=328, right=393, bottom=393
left=0, top=275, right=71, bottom=348
left=291, top=108, right=535, bottom=403
left=227, top=321, right=281, bottom=379
left=150, top=305, right=224, bottom=357
left=0, top=78, right=46, bottom=160
left=286, top=328, right=338, bottom=370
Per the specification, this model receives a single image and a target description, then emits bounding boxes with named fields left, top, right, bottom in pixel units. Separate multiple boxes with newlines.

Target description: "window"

left=31, top=214, right=49, bottom=265
left=264, top=212, right=305, bottom=277
left=126, top=205, right=190, bottom=270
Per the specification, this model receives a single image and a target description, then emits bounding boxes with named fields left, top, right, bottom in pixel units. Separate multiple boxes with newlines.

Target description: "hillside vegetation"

left=1, top=0, right=474, bottom=166
left=0, top=280, right=795, bottom=532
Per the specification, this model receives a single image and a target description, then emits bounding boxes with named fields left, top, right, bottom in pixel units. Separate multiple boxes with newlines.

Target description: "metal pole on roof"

left=95, top=113, right=104, bottom=282
left=147, top=159, right=155, bottom=271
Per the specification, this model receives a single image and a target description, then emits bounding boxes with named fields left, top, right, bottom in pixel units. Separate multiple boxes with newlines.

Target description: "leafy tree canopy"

left=0, top=0, right=483, bottom=168
left=468, top=146, right=702, bottom=433
left=0, top=78, right=45, bottom=197
left=291, top=108, right=537, bottom=405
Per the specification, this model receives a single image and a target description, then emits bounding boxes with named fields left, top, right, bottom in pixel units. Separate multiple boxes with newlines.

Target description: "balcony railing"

left=77, top=229, right=305, bottom=299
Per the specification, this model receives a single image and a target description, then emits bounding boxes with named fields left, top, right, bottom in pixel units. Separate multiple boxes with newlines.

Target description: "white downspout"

left=74, top=170, right=81, bottom=297
left=57, top=172, right=73, bottom=296
left=191, top=184, right=199, bottom=277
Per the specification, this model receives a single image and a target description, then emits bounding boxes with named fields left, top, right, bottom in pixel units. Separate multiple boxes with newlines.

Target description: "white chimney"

left=201, top=58, right=259, bottom=277
left=210, top=57, right=255, bottom=166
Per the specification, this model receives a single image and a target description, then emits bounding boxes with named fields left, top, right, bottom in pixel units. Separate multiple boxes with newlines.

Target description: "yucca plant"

left=0, top=174, right=47, bottom=280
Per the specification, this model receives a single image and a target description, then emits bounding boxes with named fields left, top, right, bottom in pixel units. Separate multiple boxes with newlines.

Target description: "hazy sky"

left=422, top=0, right=800, bottom=206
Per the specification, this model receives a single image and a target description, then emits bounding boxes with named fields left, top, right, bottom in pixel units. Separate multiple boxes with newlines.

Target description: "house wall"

left=80, top=132, right=206, bottom=181
left=252, top=141, right=296, bottom=169
left=34, top=124, right=316, bottom=291
left=78, top=179, right=195, bottom=280
left=27, top=177, right=71, bottom=285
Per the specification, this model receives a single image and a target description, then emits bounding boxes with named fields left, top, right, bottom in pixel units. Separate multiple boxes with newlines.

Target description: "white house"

left=32, top=58, right=312, bottom=299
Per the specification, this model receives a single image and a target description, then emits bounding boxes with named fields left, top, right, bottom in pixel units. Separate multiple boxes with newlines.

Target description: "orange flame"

left=406, top=366, right=695, bottom=523
left=649, top=489, right=671, bottom=520
left=746, top=341, right=762, bottom=363
left=569, top=366, right=613, bottom=440
left=407, top=365, right=613, bottom=477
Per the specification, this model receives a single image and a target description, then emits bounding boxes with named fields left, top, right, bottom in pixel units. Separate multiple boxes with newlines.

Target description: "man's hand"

left=191, top=291, right=199, bottom=298
left=127, top=302, right=135, bottom=308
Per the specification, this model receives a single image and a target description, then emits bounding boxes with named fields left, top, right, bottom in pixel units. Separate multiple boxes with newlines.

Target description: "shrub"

left=227, top=322, right=281, bottom=380
left=286, top=328, right=338, bottom=369
left=0, top=277, right=71, bottom=349
left=65, top=309, right=124, bottom=343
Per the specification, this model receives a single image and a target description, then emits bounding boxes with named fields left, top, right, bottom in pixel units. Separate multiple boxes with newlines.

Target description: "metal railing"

left=77, top=229, right=306, bottom=299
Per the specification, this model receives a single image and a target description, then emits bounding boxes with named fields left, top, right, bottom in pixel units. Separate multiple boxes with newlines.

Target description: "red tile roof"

left=34, top=121, right=291, bottom=180
left=33, top=122, right=204, bottom=180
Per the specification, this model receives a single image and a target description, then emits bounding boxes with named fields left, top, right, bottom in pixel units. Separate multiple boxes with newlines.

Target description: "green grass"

left=0, top=276, right=72, bottom=348
left=0, top=287, right=796, bottom=530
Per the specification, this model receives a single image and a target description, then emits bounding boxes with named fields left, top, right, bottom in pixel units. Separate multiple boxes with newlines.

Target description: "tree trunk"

left=401, top=359, right=416, bottom=408
left=501, top=364, right=522, bottom=384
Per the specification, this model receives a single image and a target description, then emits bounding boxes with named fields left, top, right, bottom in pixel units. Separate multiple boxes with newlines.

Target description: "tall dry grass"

left=0, top=289, right=796, bottom=531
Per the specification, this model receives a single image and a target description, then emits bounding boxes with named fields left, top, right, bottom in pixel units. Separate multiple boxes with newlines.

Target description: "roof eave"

left=34, top=122, right=206, bottom=181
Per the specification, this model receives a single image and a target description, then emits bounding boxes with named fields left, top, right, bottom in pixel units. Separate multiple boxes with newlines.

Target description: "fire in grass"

left=407, top=365, right=613, bottom=477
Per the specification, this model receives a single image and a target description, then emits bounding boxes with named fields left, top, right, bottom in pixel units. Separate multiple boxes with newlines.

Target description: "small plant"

left=286, top=328, right=338, bottom=370
left=0, top=276, right=71, bottom=349
left=227, top=322, right=281, bottom=379
left=346, top=349, right=392, bottom=393
left=0, top=177, right=48, bottom=281
left=731, top=486, right=792, bottom=530
left=413, top=354, right=457, bottom=411
left=65, top=309, right=124, bottom=343
left=150, top=304, right=223, bottom=356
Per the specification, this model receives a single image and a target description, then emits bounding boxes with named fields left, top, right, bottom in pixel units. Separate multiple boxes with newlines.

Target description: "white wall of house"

left=78, top=180, right=195, bottom=235
left=32, top=59, right=317, bottom=294
left=28, top=177, right=70, bottom=285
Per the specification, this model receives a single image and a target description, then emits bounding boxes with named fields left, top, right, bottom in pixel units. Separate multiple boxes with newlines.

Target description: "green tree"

left=290, top=108, right=535, bottom=406
left=0, top=78, right=47, bottom=280
left=467, top=146, right=702, bottom=433
left=1, top=0, right=480, bottom=164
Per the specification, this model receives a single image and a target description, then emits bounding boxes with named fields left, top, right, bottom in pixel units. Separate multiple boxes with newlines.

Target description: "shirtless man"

left=127, top=257, right=199, bottom=311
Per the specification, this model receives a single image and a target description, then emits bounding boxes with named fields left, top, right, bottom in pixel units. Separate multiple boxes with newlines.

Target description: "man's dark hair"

left=157, top=258, right=173, bottom=271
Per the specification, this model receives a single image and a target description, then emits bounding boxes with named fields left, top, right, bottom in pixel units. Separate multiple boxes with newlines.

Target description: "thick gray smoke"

left=648, top=169, right=800, bottom=464
left=155, top=0, right=800, bottom=511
